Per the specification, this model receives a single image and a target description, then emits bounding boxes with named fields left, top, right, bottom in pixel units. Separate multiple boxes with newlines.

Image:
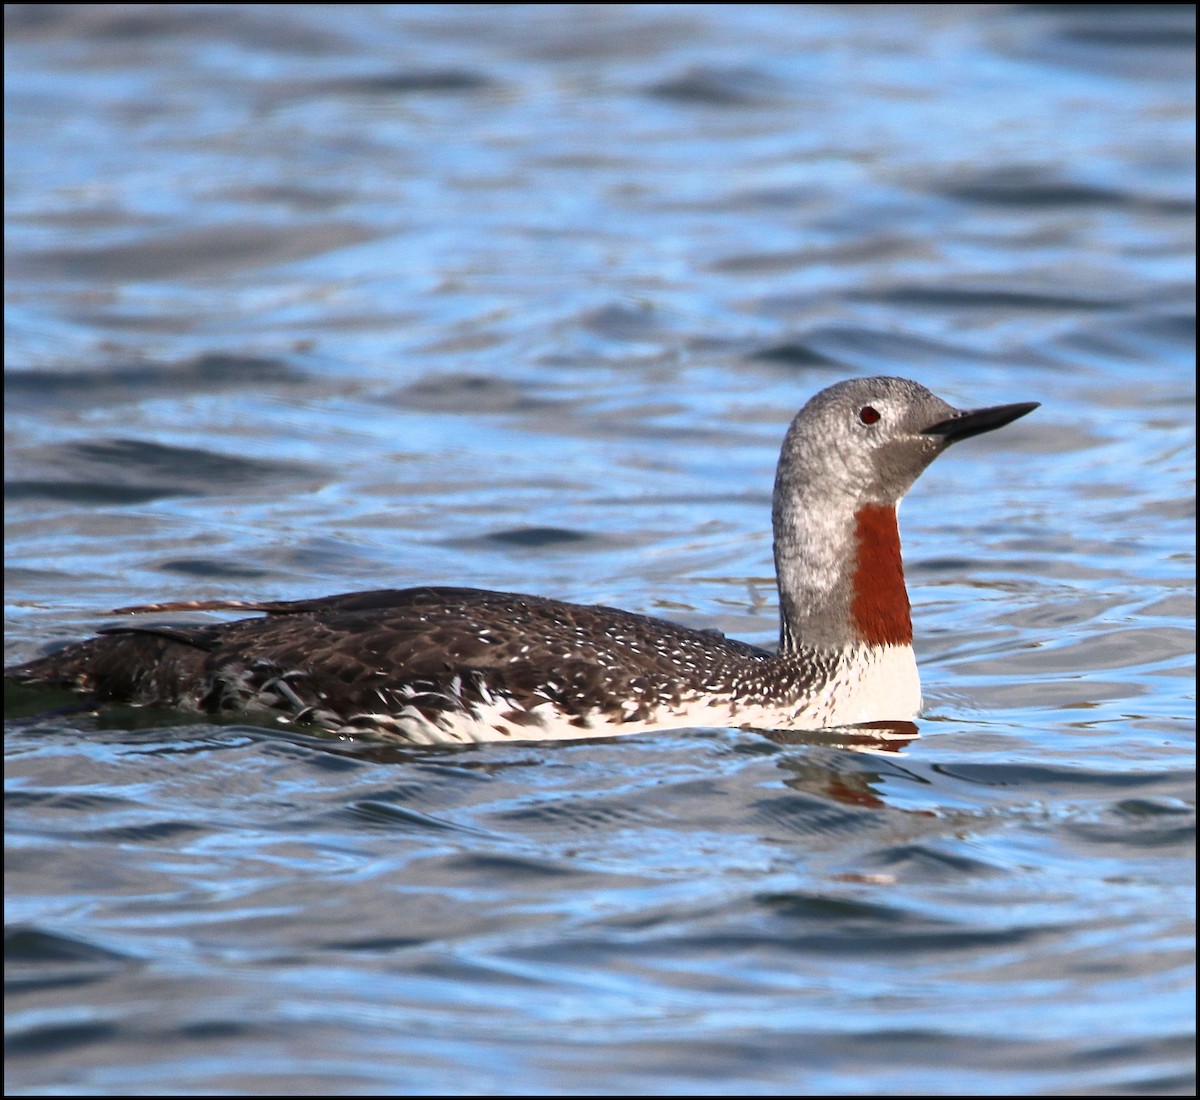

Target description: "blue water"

left=4, top=5, right=1194, bottom=1095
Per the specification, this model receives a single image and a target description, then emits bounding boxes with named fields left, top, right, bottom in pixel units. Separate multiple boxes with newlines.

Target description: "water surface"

left=5, top=5, right=1194, bottom=1095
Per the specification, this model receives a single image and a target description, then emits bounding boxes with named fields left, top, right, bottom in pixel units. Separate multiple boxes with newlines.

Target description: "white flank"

left=327, top=643, right=921, bottom=746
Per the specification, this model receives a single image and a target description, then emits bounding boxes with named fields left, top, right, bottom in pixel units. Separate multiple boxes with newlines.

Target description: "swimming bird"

left=6, top=376, right=1037, bottom=744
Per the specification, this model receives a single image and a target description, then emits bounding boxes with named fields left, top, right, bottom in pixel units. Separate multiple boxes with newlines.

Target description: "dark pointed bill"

left=922, top=401, right=1039, bottom=443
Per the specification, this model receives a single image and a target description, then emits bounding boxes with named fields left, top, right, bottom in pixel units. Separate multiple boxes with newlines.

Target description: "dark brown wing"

left=7, top=586, right=771, bottom=730
left=190, top=587, right=770, bottom=726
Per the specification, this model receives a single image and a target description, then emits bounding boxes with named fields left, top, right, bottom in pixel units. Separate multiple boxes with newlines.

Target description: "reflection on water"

left=756, top=720, right=920, bottom=759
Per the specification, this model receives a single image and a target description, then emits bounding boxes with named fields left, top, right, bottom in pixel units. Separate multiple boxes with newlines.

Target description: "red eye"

left=859, top=406, right=881, bottom=425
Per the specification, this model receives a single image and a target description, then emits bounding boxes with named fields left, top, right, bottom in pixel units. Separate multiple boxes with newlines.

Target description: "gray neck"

left=772, top=479, right=860, bottom=653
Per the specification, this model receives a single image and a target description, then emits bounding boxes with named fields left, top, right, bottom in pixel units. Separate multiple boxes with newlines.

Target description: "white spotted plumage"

left=6, top=378, right=1037, bottom=743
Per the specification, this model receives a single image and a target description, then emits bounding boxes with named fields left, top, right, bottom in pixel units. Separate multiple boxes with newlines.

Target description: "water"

left=4, top=5, right=1194, bottom=1094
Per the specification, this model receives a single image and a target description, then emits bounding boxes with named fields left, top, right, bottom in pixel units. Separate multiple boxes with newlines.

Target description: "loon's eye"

left=858, top=405, right=881, bottom=425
